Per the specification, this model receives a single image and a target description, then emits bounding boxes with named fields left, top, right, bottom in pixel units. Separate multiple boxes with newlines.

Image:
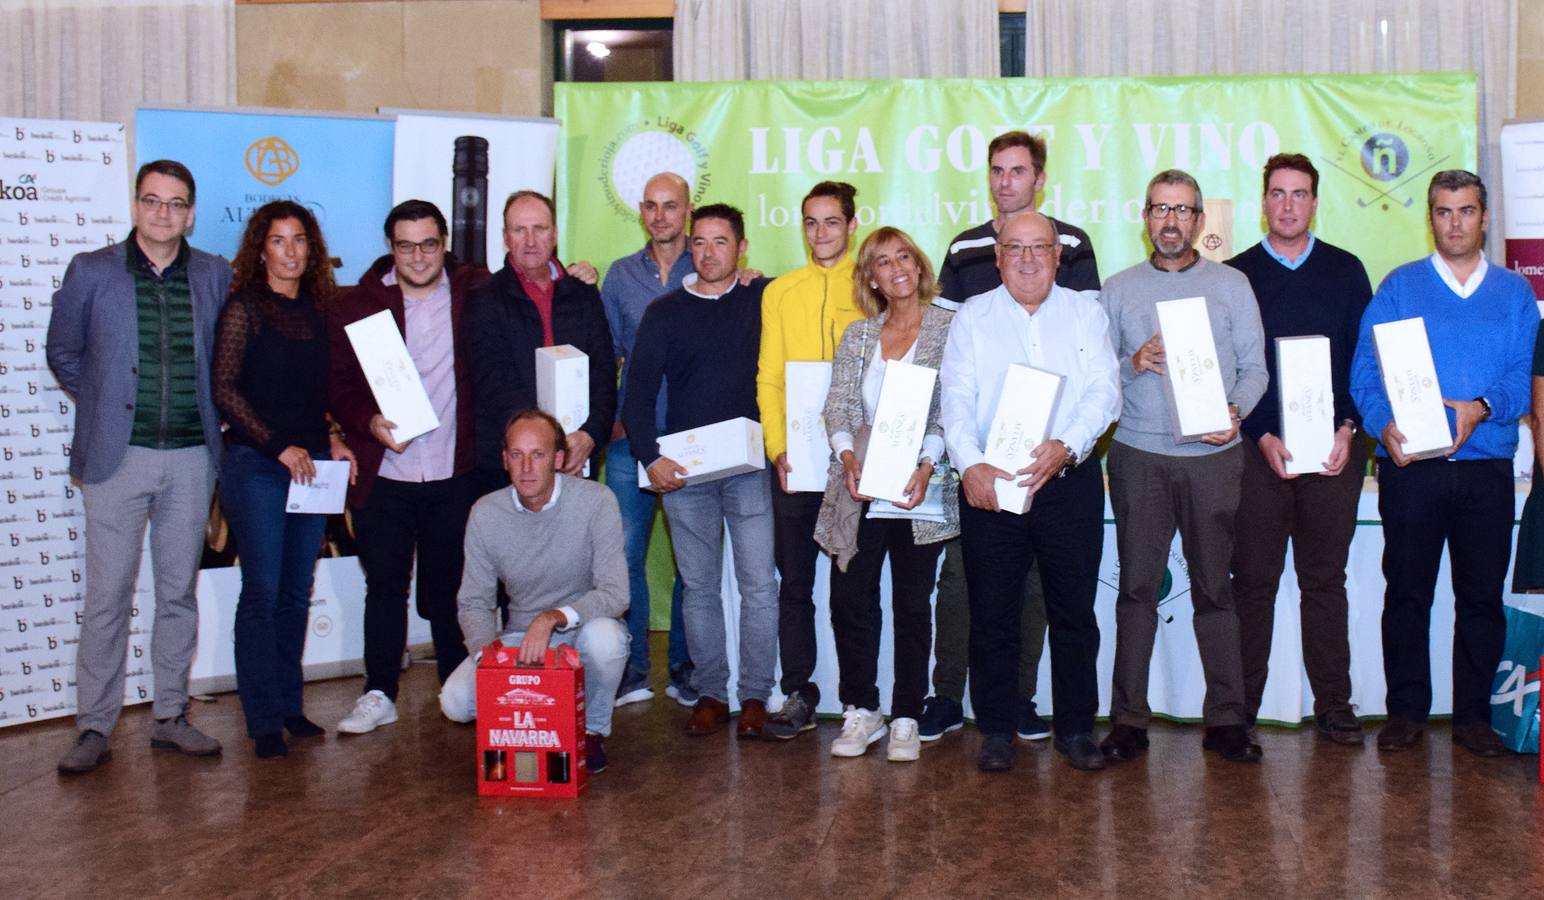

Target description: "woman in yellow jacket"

left=756, top=181, right=866, bottom=740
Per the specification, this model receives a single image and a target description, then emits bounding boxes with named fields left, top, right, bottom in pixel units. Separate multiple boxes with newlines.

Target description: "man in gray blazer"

left=47, top=160, right=231, bottom=773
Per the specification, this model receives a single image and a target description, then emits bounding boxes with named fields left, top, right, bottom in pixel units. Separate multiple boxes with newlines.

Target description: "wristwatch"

left=1474, top=397, right=1492, bottom=422
left=1054, top=439, right=1078, bottom=476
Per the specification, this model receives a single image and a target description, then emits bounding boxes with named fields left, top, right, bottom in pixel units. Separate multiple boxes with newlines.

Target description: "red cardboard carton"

left=476, top=641, right=587, bottom=798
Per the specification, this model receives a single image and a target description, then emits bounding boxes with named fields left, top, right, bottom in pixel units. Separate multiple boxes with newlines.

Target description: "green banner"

left=556, top=73, right=1475, bottom=288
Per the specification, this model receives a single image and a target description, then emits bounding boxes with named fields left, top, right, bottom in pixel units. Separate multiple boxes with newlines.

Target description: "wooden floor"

left=2, top=638, right=1542, bottom=900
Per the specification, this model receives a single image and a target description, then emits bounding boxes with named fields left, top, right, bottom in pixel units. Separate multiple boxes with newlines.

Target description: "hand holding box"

left=856, top=361, right=937, bottom=503
left=1275, top=336, right=1336, bottom=475
left=983, top=364, right=1065, bottom=514
left=1155, top=296, right=1232, bottom=442
left=1371, top=317, right=1452, bottom=460
left=638, top=417, right=766, bottom=491
left=344, top=310, right=441, bottom=444
left=784, top=361, right=834, bottom=493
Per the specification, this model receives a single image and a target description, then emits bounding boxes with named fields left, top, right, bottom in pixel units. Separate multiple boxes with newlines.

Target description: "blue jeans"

left=661, top=469, right=778, bottom=704
left=605, top=437, right=690, bottom=686
left=219, top=444, right=330, bottom=739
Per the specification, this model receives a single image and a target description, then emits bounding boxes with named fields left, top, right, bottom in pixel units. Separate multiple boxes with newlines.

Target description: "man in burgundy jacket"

left=327, top=199, right=487, bottom=735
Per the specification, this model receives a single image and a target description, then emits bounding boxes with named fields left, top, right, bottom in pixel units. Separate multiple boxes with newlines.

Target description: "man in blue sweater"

left=1226, top=154, right=1373, bottom=744
left=1349, top=169, right=1539, bottom=757
left=622, top=204, right=778, bottom=738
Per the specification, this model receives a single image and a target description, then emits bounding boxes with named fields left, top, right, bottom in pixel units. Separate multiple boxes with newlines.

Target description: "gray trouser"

left=661, top=470, right=779, bottom=704
left=931, top=538, right=1048, bottom=705
left=76, top=446, right=213, bottom=735
left=1107, top=441, right=1247, bottom=728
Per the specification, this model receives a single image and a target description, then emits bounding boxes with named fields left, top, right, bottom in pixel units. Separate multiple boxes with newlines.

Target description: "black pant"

left=829, top=513, right=943, bottom=719
left=356, top=474, right=477, bottom=699
left=1231, top=435, right=1364, bottom=718
left=772, top=477, right=824, bottom=705
left=1377, top=458, right=1512, bottom=725
left=960, top=458, right=1103, bottom=736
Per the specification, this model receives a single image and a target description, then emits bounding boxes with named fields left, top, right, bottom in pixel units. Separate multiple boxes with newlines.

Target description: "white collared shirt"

left=940, top=283, right=1121, bottom=471
left=509, top=476, right=579, bottom=629
left=1429, top=252, right=1489, bottom=299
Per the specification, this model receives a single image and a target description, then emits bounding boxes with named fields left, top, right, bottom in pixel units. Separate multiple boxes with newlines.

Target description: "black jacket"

left=463, top=262, right=616, bottom=473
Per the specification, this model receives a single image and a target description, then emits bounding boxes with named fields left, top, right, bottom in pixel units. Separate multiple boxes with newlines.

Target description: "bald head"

left=995, top=210, right=1060, bottom=309
left=640, top=172, right=693, bottom=246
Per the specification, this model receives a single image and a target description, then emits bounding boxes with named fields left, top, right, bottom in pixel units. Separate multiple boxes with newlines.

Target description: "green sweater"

left=456, top=475, right=629, bottom=657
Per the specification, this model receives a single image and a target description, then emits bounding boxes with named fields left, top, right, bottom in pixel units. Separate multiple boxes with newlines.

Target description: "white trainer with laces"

left=887, top=717, right=921, bottom=762
left=830, top=706, right=887, bottom=757
left=337, top=690, right=399, bottom=734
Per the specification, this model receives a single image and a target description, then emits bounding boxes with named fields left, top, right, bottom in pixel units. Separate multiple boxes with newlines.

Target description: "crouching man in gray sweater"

left=440, top=409, right=630, bottom=773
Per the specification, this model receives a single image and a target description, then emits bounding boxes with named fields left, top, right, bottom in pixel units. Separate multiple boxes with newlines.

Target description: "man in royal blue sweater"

left=622, top=203, right=777, bottom=738
left=1350, top=169, right=1539, bottom=757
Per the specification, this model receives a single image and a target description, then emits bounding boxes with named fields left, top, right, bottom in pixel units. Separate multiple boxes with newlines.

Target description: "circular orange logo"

left=246, top=136, right=299, bottom=186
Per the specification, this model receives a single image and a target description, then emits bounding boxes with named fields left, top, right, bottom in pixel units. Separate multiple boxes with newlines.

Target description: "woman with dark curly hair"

left=214, top=200, right=355, bottom=758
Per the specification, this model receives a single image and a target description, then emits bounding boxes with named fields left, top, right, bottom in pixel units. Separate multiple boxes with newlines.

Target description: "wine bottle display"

left=452, top=135, right=489, bottom=268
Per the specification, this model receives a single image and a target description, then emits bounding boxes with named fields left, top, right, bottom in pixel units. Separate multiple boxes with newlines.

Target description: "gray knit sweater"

left=1100, top=256, right=1268, bottom=456
left=456, top=474, right=629, bottom=657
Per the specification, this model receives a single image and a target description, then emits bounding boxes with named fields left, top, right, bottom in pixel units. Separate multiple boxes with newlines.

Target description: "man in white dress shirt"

left=940, top=211, right=1121, bottom=772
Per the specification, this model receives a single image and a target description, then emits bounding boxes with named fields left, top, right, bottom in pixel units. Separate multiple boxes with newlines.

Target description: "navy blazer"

left=46, top=238, right=232, bottom=484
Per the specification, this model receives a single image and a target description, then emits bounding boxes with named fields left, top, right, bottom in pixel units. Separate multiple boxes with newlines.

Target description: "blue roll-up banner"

left=134, top=107, right=394, bottom=284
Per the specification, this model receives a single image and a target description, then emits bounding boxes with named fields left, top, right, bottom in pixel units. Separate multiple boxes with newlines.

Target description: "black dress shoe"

left=1099, top=724, right=1149, bottom=762
left=284, top=715, right=325, bottom=738
left=1451, top=721, right=1506, bottom=758
left=254, top=733, right=288, bottom=759
left=1377, top=717, right=1424, bottom=751
left=1203, top=725, right=1263, bottom=763
left=1314, top=708, right=1365, bottom=745
left=977, top=733, right=1016, bottom=772
left=1054, top=732, right=1106, bottom=771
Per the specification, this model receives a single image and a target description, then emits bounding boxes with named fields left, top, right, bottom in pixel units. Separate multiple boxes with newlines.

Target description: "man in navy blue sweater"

left=622, top=204, right=778, bottom=738
left=1350, top=170, right=1539, bottom=757
left=1226, top=154, right=1372, bottom=744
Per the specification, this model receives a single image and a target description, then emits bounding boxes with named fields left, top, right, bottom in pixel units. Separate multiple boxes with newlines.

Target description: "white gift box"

left=784, top=361, right=833, bottom=493
left=1275, top=336, right=1336, bottom=475
left=536, top=345, right=590, bottom=434
left=1371, top=316, right=1452, bottom=460
left=856, top=360, right=937, bottom=503
left=1155, top=296, right=1233, bottom=442
left=344, top=309, right=440, bottom=443
left=983, top=364, right=1065, bottom=514
left=638, top=417, right=766, bottom=490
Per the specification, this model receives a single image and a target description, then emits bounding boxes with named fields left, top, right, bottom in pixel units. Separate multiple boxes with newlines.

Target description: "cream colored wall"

left=236, top=1, right=551, bottom=117
left=1519, top=0, right=1544, bottom=118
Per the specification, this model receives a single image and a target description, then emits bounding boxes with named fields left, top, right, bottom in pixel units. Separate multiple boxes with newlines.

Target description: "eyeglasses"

left=999, top=241, right=1056, bottom=259
left=1147, top=203, right=1199, bottom=221
left=392, top=237, right=444, bottom=256
left=137, top=195, right=190, bottom=214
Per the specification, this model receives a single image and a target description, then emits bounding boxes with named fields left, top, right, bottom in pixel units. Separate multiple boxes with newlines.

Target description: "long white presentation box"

left=1155, top=296, right=1232, bottom=442
left=1371, top=316, right=1452, bottom=460
left=856, top=360, right=937, bottom=503
left=638, top=417, right=766, bottom=490
left=984, top=364, right=1065, bottom=515
left=536, top=345, right=590, bottom=434
left=1275, top=336, right=1336, bottom=475
left=344, top=309, right=440, bottom=443
left=785, top=361, right=834, bottom=493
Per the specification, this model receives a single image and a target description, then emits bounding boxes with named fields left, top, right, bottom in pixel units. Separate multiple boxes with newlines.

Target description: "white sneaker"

left=615, top=686, right=654, bottom=707
left=887, top=717, right=921, bottom=762
left=830, top=706, right=887, bottom=757
left=337, top=690, right=398, bottom=734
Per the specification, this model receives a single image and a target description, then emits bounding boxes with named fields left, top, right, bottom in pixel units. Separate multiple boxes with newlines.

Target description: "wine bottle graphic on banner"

left=453, top=135, right=489, bottom=268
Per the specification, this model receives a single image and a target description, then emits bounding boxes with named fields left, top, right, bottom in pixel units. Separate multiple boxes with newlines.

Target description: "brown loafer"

left=685, top=696, right=731, bottom=736
left=1376, top=717, right=1424, bottom=751
left=736, top=699, right=768, bottom=739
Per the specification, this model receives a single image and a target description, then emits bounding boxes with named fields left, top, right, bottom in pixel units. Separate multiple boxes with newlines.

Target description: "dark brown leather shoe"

left=685, top=696, right=731, bottom=736
left=1376, top=717, right=1424, bottom=751
left=1451, top=721, right=1506, bottom=758
left=735, top=699, right=768, bottom=739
